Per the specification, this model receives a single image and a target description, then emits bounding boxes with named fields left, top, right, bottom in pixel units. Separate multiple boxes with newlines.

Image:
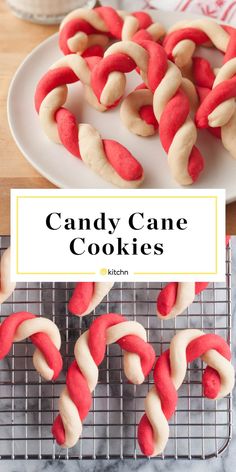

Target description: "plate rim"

left=6, top=11, right=236, bottom=202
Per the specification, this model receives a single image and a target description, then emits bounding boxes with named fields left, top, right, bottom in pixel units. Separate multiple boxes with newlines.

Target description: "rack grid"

left=0, top=236, right=232, bottom=460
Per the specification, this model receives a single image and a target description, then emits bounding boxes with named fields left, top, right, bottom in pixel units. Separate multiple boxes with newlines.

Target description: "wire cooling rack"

left=0, top=236, right=232, bottom=460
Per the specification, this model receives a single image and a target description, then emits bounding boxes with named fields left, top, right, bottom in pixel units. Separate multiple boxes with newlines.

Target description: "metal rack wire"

left=0, top=236, right=232, bottom=460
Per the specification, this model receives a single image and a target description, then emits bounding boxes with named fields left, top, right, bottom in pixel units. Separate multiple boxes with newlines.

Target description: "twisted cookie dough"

left=120, top=84, right=158, bottom=137
left=0, top=312, right=62, bottom=381
left=0, top=247, right=16, bottom=304
left=91, top=39, right=204, bottom=185
left=196, top=57, right=236, bottom=159
left=163, top=19, right=236, bottom=69
left=138, top=329, right=234, bottom=457
left=156, top=282, right=209, bottom=320
left=34, top=55, right=144, bottom=188
left=120, top=78, right=198, bottom=138
left=157, top=236, right=230, bottom=319
left=59, top=6, right=165, bottom=56
left=52, top=313, right=155, bottom=448
left=68, top=282, right=114, bottom=317
left=192, top=57, right=221, bottom=139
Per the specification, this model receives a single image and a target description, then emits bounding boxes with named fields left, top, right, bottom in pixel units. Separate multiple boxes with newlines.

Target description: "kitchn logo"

left=100, top=268, right=129, bottom=276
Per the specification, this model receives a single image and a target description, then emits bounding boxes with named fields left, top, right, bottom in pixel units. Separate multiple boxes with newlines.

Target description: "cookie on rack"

left=0, top=311, right=63, bottom=381
left=52, top=313, right=155, bottom=448
left=0, top=247, right=16, bottom=304
left=156, top=236, right=230, bottom=319
left=138, top=329, right=235, bottom=457
left=68, top=282, right=113, bottom=317
left=156, top=282, right=209, bottom=320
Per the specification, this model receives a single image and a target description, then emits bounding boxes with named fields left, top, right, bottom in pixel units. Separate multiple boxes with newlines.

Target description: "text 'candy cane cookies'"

left=0, top=247, right=16, bottom=304
left=138, top=329, right=234, bottom=457
left=52, top=313, right=155, bottom=448
left=0, top=312, right=62, bottom=381
left=91, top=39, right=204, bottom=185
left=59, top=6, right=165, bottom=56
left=68, top=282, right=113, bottom=317
left=34, top=55, right=144, bottom=188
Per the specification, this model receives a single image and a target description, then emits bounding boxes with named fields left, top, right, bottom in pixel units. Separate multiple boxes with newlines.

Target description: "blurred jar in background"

left=6, top=0, right=96, bottom=24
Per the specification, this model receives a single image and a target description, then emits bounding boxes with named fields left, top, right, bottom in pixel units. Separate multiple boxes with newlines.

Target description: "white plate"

left=7, top=10, right=236, bottom=201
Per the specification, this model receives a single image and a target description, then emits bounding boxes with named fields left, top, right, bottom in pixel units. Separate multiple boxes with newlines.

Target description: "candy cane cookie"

left=0, top=312, right=62, bottom=381
left=157, top=236, right=230, bottom=320
left=120, top=77, right=198, bottom=138
left=91, top=39, right=204, bottom=185
left=120, top=84, right=158, bottom=137
left=59, top=6, right=165, bottom=56
left=138, top=329, right=234, bottom=457
left=196, top=54, right=236, bottom=159
left=192, top=57, right=221, bottom=139
left=68, top=282, right=113, bottom=317
left=163, top=19, right=236, bottom=70
left=52, top=313, right=155, bottom=448
left=156, top=282, right=209, bottom=320
left=0, top=247, right=16, bottom=304
left=34, top=55, right=144, bottom=188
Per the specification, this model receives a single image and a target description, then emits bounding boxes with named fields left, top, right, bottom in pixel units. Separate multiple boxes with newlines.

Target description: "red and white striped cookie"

left=120, top=78, right=198, bottom=138
left=138, top=329, right=234, bottom=457
left=163, top=19, right=236, bottom=70
left=156, top=236, right=230, bottom=319
left=156, top=282, right=209, bottom=320
left=59, top=6, right=165, bottom=56
left=34, top=55, right=144, bottom=188
left=196, top=46, right=236, bottom=159
left=52, top=313, right=155, bottom=448
left=120, top=83, right=159, bottom=137
left=68, top=282, right=113, bottom=317
left=192, top=56, right=221, bottom=139
left=0, top=311, right=62, bottom=381
left=0, top=247, right=16, bottom=304
left=91, top=39, right=204, bottom=185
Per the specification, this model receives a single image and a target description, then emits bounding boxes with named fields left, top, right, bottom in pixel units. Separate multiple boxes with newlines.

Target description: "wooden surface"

left=0, top=1, right=57, bottom=235
left=0, top=1, right=235, bottom=235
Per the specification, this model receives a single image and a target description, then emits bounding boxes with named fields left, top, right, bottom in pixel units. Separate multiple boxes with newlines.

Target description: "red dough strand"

left=0, top=312, right=62, bottom=380
left=35, top=55, right=144, bottom=186
left=91, top=39, right=204, bottom=185
left=159, top=89, right=204, bottom=182
left=138, top=333, right=232, bottom=456
left=52, top=313, right=155, bottom=447
left=68, top=282, right=94, bottom=315
left=196, top=77, right=236, bottom=128
left=156, top=282, right=209, bottom=317
left=103, top=140, right=143, bottom=180
left=163, top=28, right=209, bottom=60
left=59, top=7, right=163, bottom=57
left=139, top=105, right=158, bottom=129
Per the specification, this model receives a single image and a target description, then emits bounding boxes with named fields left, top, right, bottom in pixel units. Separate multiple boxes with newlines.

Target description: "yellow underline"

left=134, top=272, right=217, bottom=275
left=16, top=272, right=96, bottom=275
left=17, top=195, right=217, bottom=199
